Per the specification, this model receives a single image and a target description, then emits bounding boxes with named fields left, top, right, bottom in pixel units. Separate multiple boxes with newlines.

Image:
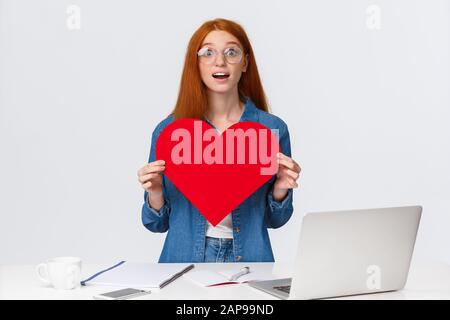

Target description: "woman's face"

left=198, top=30, right=247, bottom=95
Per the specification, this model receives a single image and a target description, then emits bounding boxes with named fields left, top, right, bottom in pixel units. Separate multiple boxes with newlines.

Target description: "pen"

left=228, top=266, right=250, bottom=281
left=159, top=264, right=195, bottom=289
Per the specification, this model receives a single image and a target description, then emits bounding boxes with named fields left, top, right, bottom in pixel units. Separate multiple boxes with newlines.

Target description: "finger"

left=278, top=153, right=301, bottom=173
left=277, top=158, right=295, bottom=170
left=142, top=181, right=152, bottom=190
left=141, top=165, right=165, bottom=175
left=292, top=161, right=301, bottom=173
left=139, top=166, right=163, bottom=176
left=150, top=160, right=166, bottom=166
left=139, top=161, right=165, bottom=175
left=288, top=177, right=299, bottom=188
left=284, top=160, right=301, bottom=174
left=277, top=152, right=294, bottom=163
left=139, top=173, right=159, bottom=184
left=282, top=168, right=300, bottom=181
left=277, top=167, right=291, bottom=179
left=278, top=152, right=295, bottom=162
left=277, top=152, right=288, bottom=161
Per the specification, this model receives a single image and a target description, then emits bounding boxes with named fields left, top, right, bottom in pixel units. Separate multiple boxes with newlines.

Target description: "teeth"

left=213, top=72, right=228, bottom=76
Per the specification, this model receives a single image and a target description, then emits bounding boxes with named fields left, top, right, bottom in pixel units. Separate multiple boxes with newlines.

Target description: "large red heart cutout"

left=155, top=119, right=280, bottom=226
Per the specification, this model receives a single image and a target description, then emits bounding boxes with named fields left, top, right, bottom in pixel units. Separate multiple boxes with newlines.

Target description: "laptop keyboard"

left=273, top=285, right=291, bottom=294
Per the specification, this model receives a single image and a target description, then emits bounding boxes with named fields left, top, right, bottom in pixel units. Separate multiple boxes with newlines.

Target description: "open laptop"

left=249, top=205, right=422, bottom=299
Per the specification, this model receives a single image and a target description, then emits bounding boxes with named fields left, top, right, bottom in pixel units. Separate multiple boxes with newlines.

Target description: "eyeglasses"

left=197, top=46, right=244, bottom=65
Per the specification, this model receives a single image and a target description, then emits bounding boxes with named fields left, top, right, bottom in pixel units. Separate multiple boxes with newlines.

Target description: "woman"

left=137, top=18, right=301, bottom=263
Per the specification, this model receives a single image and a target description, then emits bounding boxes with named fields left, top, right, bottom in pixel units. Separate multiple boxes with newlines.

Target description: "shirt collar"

left=204, top=97, right=259, bottom=125
left=239, top=97, right=258, bottom=122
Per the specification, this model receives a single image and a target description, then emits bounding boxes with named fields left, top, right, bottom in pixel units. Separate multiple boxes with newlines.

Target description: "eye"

left=198, top=47, right=215, bottom=57
left=205, top=49, right=215, bottom=57
left=224, top=47, right=240, bottom=57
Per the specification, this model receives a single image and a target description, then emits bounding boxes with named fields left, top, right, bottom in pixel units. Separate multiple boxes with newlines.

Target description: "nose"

left=215, top=53, right=226, bottom=67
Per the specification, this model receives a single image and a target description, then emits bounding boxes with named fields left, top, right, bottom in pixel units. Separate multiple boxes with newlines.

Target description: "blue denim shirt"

left=141, top=98, right=294, bottom=263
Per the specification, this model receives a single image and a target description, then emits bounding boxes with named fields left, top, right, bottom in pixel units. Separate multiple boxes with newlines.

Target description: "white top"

left=205, top=213, right=233, bottom=239
left=203, top=115, right=235, bottom=239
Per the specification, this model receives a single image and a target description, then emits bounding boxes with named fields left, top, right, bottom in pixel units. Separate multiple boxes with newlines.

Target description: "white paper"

left=184, top=268, right=278, bottom=287
left=83, top=262, right=193, bottom=288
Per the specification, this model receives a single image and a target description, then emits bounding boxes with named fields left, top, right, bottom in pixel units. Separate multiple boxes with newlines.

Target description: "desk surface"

left=1, top=261, right=450, bottom=300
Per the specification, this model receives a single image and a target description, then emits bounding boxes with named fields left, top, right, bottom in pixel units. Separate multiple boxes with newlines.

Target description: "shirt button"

left=236, top=255, right=242, bottom=261
left=235, top=227, right=240, bottom=233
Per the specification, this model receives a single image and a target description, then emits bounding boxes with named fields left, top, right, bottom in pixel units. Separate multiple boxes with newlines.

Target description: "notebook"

left=183, top=268, right=279, bottom=287
left=81, top=261, right=194, bottom=289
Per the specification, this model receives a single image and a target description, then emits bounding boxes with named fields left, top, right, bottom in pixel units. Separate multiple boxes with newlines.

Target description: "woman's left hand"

left=272, top=152, right=301, bottom=201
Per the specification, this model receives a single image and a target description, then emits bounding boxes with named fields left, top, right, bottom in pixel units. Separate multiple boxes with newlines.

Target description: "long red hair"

left=171, top=18, right=269, bottom=120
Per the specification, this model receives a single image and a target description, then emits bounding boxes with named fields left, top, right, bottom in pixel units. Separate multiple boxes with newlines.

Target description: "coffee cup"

left=36, top=257, right=82, bottom=290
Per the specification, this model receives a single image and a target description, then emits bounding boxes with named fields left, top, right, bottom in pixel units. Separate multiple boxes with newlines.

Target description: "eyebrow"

left=201, top=41, right=241, bottom=47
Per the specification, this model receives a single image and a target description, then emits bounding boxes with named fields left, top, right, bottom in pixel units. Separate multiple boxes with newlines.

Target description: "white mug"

left=36, top=257, right=82, bottom=290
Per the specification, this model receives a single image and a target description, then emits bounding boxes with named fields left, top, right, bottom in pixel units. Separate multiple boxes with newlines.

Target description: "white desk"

left=1, top=261, right=449, bottom=300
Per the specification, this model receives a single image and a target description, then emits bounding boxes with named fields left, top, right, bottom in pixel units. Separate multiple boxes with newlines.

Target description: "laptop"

left=248, top=205, right=422, bottom=299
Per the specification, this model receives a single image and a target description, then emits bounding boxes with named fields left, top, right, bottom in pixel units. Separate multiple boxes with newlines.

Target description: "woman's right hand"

left=137, top=160, right=165, bottom=194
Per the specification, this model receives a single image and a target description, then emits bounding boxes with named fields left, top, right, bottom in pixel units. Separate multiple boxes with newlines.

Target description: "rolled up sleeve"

left=142, top=190, right=170, bottom=233
left=265, top=122, right=294, bottom=228
left=141, top=123, right=171, bottom=233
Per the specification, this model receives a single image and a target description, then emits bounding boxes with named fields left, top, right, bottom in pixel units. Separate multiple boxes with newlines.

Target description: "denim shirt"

left=141, top=97, right=294, bottom=263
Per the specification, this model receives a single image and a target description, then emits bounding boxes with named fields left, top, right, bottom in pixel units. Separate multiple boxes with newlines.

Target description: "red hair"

left=171, top=18, right=269, bottom=120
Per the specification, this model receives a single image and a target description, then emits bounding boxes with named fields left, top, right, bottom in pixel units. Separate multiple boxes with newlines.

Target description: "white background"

left=0, top=0, right=449, bottom=265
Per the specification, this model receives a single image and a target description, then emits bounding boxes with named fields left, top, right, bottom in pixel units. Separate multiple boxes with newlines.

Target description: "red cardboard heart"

left=155, top=119, right=280, bottom=226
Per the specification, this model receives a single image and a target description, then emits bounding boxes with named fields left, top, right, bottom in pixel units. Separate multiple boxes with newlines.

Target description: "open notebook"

left=81, top=261, right=194, bottom=289
left=183, top=268, right=279, bottom=287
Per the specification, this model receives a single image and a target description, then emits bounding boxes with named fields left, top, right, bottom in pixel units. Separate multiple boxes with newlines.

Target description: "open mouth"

left=212, top=72, right=230, bottom=79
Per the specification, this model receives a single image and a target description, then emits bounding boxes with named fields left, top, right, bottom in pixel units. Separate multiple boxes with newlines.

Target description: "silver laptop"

left=249, top=205, right=422, bottom=299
